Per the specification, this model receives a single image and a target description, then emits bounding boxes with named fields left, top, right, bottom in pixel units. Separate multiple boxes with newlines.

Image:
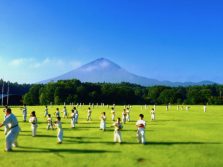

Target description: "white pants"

left=44, top=112, right=48, bottom=117
left=23, top=113, right=27, bottom=121
left=87, top=114, right=91, bottom=121
left=122, top=116, right=126, bottom=124
left=71, top=119, right=75, bottom=128
left=112, top=115, right=115, bottom=121
left=126, top=114, right=130, bottom=121
left=5, top=126, right=20, bottom=151
left=100, top=121, right=106, bottom=130
left=57, top=130, right=63, bottom=142
left=137, top=128, right=145, bottom=144
left=31, top=125, right=37, bottom=136
left=63, top=112, right=68, bottom=118
left=75, top=115, right=78, bottom=123
left=47, top=123, right=53, bottom=130
left=151, top=114, right=155, bottom=120
left=114, top=130, right=122, bottom=143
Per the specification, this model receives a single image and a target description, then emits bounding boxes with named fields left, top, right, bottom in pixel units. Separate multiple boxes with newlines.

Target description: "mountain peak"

left=78, top=57, right=121, bottom=72
left=40, top=58, right=216, bottom=86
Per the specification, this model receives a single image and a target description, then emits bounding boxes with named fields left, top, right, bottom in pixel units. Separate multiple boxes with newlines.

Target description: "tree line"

left=22, top=79, right=223, bottom=105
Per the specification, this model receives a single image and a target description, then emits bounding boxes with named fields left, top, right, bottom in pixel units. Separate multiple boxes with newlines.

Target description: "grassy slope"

left=0, top=105, right=222, bottom=167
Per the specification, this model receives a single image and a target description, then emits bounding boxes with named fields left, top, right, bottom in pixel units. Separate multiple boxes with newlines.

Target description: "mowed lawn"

left=0, top=105, right=222, bottom=167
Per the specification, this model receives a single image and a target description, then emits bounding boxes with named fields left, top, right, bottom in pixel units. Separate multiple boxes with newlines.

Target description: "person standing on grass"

left=100, top=112, right=106, bottom=131
left=29, top=111, right=38, bottom=137
left=151, top=108, right=155, bottom=121
left=87, top=107, right=92, bottom=121
left=54, top=117, right=63, bottom=144
left=44, top=105, right=48, bottom=117
left=113, top=117, right=123, bottom=143
left=73, top=107, right=79, bottom=123
left=55, top=108, right=60, bottom=118
left=122, top=109, right=127, bottom=124
left=70, top=110, right=75, bottom=128
left=136, top=114, right=146, bottom=144
left=204, top=104, right=207, bottom=112
left=22, top=104, right=27, bottom=122
left=0, top=108, right=20, bottom=152
left=63, top=106, right=68, bottom=118
left=47, top=114, right=54, bottom=130
left=126, top=107, right=130, bottom=122
left=111, top=107, right=115, bottom=121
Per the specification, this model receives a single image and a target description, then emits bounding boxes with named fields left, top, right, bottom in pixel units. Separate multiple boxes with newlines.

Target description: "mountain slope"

left=41, top=58, right=216, bottom=86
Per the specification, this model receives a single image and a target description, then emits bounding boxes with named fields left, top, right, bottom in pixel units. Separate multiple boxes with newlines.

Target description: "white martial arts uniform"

left=126, top=109, right=130, bottom=122
left=113, top=122, right=122, bottom=143
left=111, top=109, right=115, bottom=121
left=23, top=107, right=27, bottom=122
left=55, top=121, right=63, bottom=143
left=55, top=110, right=60, bottom=118
left=87, top=109, right=92, bottom=121
left=44, top=108, right=48, bottom=117
left=74, top=110, right=79, bottom=123
left=122, top=112, right=126, bottom=124
left=100, top=115, right=106, bottom=130
left=71, top=113, right=75, bottom=128
left=47, top=117, right=53, bottom=130
left=151, top=110, right=155, bottom=120
left=136, top=119, right=146, bottom=144
left=63, top=108, right=68, bottom=118
left=29, top=116, right=38, bottom=137
left=3, top=113, right=20, bottom=151
left=204, top=105, right=207, bottom=112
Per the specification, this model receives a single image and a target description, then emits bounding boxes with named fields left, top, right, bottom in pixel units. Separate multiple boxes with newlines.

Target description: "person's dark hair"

left=48, top=114, right=51, bottom=117
left=31, top=111, right=36, bottom=117
left=57, top=117, right=61, bottom=121
left=6, top=108, right=12, bottom=114
left=139, top=114, right=144, bottom=118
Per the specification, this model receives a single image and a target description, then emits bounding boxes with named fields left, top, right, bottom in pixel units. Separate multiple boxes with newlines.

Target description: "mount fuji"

left=40, top=58, right=215, bottom=86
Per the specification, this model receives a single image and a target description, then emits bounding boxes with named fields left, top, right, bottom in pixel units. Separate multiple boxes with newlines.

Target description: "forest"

left=22, top=79, right=223, bottom=105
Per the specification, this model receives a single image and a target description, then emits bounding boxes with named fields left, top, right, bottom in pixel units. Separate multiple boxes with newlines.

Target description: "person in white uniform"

left=29, top=111, right=38, bottom=137
left=111, top=107, right=115, bottom=121
left=22, top=104, right=27, bottom=122
left=47, top=114, right=54, bottom=130
left=74, top=107, right=79, bottom=123
left=204, top=105, right=207, bottom=112
left=126, top=108, right=130, bottom=122
left=136, top=114, right=146, bottom=144
left=44, top=106, right=48, bottom=117
left=70, top=110, right=75, bottom=128
left=87, top=107, right=92, bottom=121
left=54, top=117, right=63, bottom=144
left=113, top=117, right=123, bottom=143
left=151, top=108, right=155, bottom=121
left=0, top=108, right=20, bottom=152
left=100, top=112, right=106, bottom=131
left=55, top=108, right=60, bottom=118
left=63, top=106, right=68, bottom=118
left=122, top=109, right=127, bottom=124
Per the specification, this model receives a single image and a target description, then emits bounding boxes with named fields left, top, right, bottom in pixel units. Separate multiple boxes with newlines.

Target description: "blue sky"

left=0, top=0, right=223, bottom=83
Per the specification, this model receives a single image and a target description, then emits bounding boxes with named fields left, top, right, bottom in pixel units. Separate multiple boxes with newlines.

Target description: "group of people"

left=0, top=105, right=147, bottom=152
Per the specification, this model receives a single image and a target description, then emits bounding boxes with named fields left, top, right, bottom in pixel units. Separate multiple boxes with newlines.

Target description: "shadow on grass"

left=14, top=146, right=119, bottom=154
left=145, top=141, right=222, bottom=145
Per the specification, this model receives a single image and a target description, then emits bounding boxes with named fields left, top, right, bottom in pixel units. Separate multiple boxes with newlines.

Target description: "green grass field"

left=0, top=105, right=222, bottom=167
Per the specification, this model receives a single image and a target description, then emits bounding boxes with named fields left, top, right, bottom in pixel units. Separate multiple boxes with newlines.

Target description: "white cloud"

left=1, top=57, right=82, bottom=83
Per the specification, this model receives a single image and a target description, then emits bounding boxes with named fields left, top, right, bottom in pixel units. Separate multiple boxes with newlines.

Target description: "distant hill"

left=40, top=58, right=216, bottom=86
